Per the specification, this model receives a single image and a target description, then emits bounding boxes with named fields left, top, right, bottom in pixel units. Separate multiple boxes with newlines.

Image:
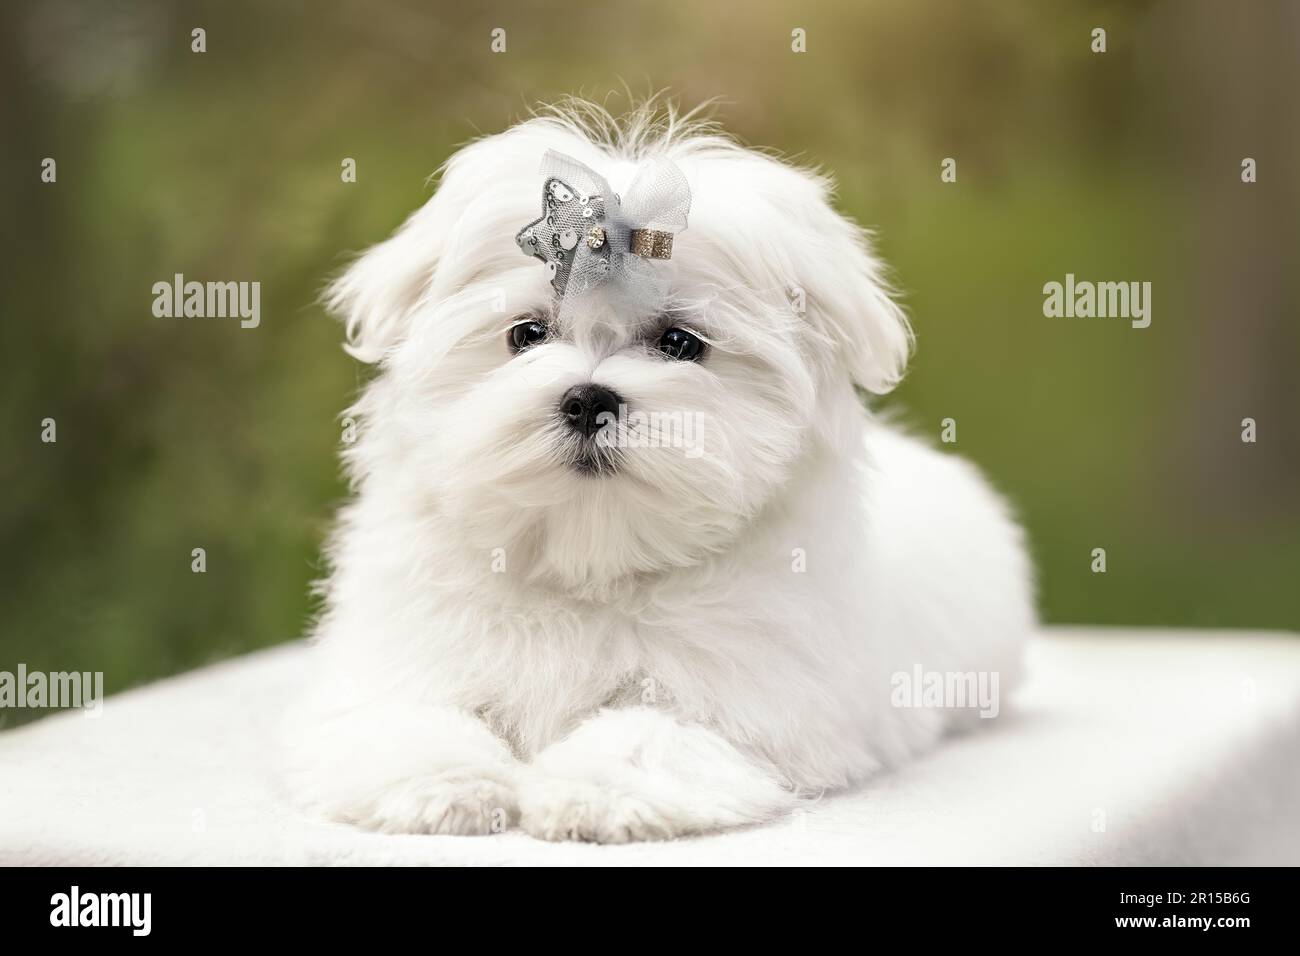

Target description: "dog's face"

left=331, top=110, right=911, bottom=593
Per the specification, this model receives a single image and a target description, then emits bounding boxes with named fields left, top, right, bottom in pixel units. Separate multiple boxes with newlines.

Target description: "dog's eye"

left=657, top=328, right=704, bottom=362
left=508, top=320, right=549, bottom=353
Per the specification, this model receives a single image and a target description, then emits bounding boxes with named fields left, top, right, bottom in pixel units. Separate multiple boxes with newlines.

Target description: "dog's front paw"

left=348, top=770, right=518, bottom=836
left=518, top=708, right=797, bottom=843
left=518, top=779, right=678, bottom=844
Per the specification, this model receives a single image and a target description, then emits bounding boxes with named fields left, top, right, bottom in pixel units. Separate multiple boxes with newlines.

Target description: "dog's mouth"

left=570, top=445, right=620, bottom=477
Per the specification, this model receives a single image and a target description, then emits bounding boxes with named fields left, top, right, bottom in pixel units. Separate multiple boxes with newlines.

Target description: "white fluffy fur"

left=283, top=101, right=1036, bottom=843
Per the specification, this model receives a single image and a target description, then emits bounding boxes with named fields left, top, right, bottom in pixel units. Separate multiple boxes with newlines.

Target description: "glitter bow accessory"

left=516, top=150, right=691, bottom=319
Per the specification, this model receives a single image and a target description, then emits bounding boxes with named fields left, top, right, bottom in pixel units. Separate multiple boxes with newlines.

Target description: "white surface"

left=2, top=627, right=1299, bottom=866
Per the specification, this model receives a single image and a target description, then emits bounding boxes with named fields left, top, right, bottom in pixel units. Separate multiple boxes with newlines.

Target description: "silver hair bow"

left=516, top=150, right=691, bottom=318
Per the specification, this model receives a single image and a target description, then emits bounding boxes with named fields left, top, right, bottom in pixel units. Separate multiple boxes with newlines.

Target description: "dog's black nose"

left=560, top=384, right=622, bottom=438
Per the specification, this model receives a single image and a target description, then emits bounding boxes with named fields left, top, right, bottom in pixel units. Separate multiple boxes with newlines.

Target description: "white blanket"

left=3, top=627, right=1298, bottom=865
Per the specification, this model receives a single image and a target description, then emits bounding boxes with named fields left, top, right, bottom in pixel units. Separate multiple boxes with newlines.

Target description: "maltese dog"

left=285, top=101, right=1035, bottom=843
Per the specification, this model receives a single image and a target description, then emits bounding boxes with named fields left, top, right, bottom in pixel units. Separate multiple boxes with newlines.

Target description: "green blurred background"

left=2, top=0, right=1297, bottom=718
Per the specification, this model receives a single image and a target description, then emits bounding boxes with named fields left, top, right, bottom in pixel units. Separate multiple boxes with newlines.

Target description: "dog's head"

left=330, top=103, right=911, bottom=593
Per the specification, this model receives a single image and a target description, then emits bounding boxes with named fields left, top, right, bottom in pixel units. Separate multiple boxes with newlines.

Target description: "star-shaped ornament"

left=515, top=178, right=611, bottom=296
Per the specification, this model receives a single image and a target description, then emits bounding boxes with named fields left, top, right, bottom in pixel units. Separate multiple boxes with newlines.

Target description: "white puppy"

left=285, top=102, right=1035, bottom=843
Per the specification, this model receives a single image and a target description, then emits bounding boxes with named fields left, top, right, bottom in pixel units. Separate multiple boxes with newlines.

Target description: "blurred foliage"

left=1, top=0, right=1297, bottom=720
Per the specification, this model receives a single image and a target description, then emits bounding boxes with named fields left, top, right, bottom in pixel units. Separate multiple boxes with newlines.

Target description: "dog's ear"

left=796, top=191, right=914, bottom=395
left=714, top=149, right=912, bottom=393
left=326, top=193, right=448, bottom=364
left=325, top=126, right=538, bottom=363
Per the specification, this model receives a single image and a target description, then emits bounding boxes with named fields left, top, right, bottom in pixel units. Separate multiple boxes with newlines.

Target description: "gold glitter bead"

left=629, top=229, right=674, bottom=260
